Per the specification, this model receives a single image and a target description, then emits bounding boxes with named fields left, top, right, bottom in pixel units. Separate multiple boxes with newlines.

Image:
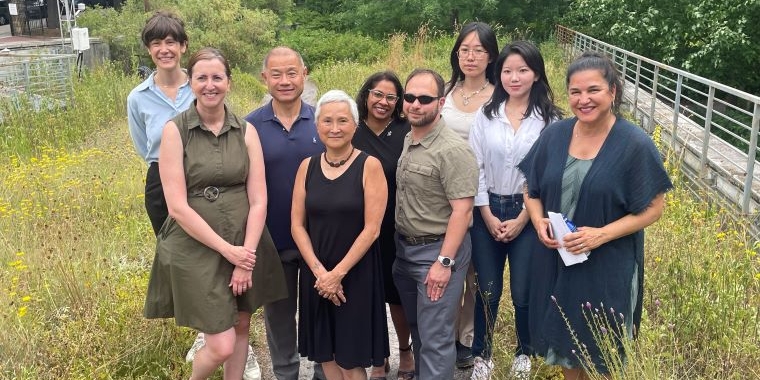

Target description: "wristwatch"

left=437, top=255, right=455, bottom=268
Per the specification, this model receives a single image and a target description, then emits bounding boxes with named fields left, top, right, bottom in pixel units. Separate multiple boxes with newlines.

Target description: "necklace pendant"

left=463, top=98, right=470, bottom=106
left=387, top=130, right=392, bottom=136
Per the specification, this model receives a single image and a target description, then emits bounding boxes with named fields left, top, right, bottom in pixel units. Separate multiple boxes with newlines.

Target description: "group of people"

left=128, top=11, right=672, bottom=380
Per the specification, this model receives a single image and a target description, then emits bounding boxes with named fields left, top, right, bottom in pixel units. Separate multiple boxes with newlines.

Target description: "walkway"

left=251, top=305, right=474, bottom=379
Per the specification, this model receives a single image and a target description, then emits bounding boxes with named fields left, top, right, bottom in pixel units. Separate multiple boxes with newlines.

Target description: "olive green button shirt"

left=395, top=117, right=478, bottom=237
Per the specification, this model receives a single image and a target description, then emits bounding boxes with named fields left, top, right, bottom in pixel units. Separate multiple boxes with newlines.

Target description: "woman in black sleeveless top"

left=292, top=90, right=390, bottom=379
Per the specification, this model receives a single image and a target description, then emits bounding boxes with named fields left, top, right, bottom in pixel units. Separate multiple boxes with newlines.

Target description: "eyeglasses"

left=368, top=89, right=399, bottom=103
left=457, top=48, right=488, bottom=59
left=402, top=93, right=440, bottom=105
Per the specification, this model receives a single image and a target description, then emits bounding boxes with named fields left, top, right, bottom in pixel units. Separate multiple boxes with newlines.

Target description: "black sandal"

left=369, top=360, right=391, bottom=380
left=397, top=345, right=414, bottom=380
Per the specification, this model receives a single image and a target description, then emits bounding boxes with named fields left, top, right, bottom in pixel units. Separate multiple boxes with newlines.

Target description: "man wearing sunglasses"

left=393, top=68, right=478, bottom=379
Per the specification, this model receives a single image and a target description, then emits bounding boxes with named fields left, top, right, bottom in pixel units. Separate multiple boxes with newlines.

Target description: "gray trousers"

left=393, top=233, right=472, bottom=379
left=263, top=249, right=324, bottom=380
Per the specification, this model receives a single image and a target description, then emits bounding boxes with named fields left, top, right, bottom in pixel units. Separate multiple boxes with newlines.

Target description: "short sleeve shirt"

left=395, top=117, right=478, bottom=237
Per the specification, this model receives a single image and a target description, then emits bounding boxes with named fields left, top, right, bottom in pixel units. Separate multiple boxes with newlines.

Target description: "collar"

left=133, top=72, right=156, bottom=92
left=260, top=99, right=314, bottom=123
left=410, top=116, right=445, bottom=149
left=185, top=101, right=240, bottom=132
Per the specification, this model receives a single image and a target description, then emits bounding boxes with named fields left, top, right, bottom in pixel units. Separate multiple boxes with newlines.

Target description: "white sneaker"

left=470, top=356, right=493, bottom=380
left=510, top=354, right=531, bottom=379
left=185, top=333, right=205, bottom=362
left=243, top=345, right=262, bottom=380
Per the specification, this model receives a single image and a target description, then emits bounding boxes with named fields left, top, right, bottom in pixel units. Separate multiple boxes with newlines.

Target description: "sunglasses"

left=402, top=93, right=440, bottom=105
left=368, top=89, right=399, bottom=103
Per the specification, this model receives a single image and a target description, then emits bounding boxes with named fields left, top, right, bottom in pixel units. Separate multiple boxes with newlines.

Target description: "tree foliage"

left=78, top=0, right=280, bottom=73
left=290, top=0, right=566, bottom=40
left=562, top=0, right=760, bottom=95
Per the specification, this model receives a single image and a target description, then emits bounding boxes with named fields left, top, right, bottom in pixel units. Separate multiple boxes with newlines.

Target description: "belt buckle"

left=203, top=186, right=219, bottom=202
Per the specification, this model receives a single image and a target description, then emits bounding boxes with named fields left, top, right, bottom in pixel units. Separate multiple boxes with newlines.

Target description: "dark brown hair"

left=141, top=11, right=188, bottom=47
left=356, top=71, right=404, bottom=121
left=406, top=68, right=446, bottom=97
left=566, top=51, right=623, bottom=114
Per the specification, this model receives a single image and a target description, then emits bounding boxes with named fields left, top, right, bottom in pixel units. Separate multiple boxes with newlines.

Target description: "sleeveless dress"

left=298, top=152, right=390, bottom=369
left=352, top=118, right=410, bottom=305
left=144, top=104, right=287, bottom=334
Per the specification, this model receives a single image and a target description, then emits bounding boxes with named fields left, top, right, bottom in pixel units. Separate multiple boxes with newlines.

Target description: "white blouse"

left=469, top=105, right=554, bottom=206
left=441, top=92, right=480, bottom=141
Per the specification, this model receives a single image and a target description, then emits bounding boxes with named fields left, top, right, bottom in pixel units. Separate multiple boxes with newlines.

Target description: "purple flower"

left=585, top=301, right=592, bottom=309
left=600, top=327, right=607, bottom=334
left=610, top=307, right=615, bottom=314
left=620, top=313, right=625, bottom=320
left=655, top=299, right=661, bottom=307
left=551, top=295, right=557, bottom=302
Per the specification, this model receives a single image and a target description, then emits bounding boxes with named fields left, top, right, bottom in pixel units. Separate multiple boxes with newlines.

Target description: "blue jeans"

left=471, top=193, right=535, bottom=358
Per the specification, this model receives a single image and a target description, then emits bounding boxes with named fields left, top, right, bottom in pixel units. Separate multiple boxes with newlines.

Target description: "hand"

left=324, top=285, right=346, bottom=306
left=223, top=246, right=256, bottom=270
left=229, top=266, right=253, bottom=296
left=483, top=213, right=503, bottom=239
left=563, top=226, right=605, bottom=254
left=424, top=261, right=452, bottom=302
left=536, top=218, right=560, bottom=249
left=315, top=270, right=344, bottom=297
left=496, top=218, right=527, bottom=242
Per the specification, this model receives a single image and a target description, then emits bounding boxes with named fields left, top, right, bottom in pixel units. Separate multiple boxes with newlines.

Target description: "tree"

left=562, top=0, right=760, bottom=95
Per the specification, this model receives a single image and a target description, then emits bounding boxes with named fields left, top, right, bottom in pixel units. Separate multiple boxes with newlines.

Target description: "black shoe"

left=455, top=341, right=474, bottom=368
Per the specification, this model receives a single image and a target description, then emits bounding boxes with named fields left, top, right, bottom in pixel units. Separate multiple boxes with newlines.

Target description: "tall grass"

left=0, top=31, right=757, bottom=380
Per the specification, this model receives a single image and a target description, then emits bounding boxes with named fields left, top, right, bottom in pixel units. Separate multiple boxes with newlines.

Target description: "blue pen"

left=563, top=215, right=577, bottom=232
left=563, top=214, right=590, bottom=256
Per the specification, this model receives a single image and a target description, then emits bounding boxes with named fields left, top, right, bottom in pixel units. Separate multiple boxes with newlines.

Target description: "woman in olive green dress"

left=144, top=47, right=287, bottom=380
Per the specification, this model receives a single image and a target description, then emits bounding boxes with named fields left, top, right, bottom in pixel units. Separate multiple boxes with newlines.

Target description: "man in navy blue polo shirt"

left=245, top=47, right=324, bottom=380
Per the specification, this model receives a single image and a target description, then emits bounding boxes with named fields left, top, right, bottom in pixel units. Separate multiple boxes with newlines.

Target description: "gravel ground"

left=252, top=305, right=473, bottom=380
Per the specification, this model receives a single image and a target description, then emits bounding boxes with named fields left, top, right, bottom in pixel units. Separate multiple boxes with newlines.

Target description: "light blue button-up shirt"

left=127, top=72, right=194, bottom=164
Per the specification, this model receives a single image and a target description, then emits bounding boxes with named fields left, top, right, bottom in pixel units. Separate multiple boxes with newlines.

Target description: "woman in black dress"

left=292, top=90, right=390, bottom=380
left=352, top=71, right=414, bottom=380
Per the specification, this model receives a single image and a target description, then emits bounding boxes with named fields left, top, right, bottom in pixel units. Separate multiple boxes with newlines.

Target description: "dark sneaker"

left=456, top=341, right=474, bottom=368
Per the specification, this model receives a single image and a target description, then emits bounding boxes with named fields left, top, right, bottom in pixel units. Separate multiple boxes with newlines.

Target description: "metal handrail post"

left=634, top=59, right=641, bottom=113
left=743, top=104, right=760, bottom=213
left=672, top=74, right=683, bottom=149
left=621, top=52, right=628, bottom=96
left=649, top=66, right=660, bottom=132
left=700, top=86, right=715, bottom=174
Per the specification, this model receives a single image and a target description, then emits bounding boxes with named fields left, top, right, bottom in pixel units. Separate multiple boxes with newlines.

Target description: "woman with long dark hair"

left=353, top=72, right=414, bottom=380
left=468, top=41, right=563, bottom=380
left=441, top=22, right=500, bottom=369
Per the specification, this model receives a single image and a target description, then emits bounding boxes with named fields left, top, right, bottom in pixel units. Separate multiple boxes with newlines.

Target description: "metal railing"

left=556, top=25, right=760, bottom=216
left=0, top=51, right=75, bottom=119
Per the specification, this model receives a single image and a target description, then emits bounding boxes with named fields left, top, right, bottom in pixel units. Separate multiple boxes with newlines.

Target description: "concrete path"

left=252, top=305, right=474, bottom=380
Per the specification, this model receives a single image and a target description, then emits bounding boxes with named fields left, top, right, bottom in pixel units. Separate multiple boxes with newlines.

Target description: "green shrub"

left=78, top=0, right=280, bottom=74
left=279, top=28, right=384, bottom=69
